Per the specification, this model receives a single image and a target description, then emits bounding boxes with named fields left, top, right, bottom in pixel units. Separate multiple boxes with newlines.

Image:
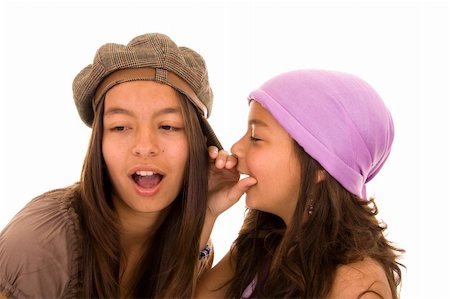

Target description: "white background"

left=1, top=0, right=449, bottom=298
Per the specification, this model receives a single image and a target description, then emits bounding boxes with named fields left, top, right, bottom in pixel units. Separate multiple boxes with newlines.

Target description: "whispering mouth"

left=132, top=171, right=164, bottom=189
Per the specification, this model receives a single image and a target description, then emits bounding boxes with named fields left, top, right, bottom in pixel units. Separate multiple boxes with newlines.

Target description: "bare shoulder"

left=328, top=257, right=392, bottom=299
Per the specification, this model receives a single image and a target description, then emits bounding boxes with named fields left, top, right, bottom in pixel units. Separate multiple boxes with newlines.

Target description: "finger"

left=225, top=154, right=238, bottom=169
left=227, top=176, right=257, bottom=202
left=239, top=176, right=257, bottom=189
left=208, top=146, right=219, bottom=159
left=215, top=149, right=229, bottom=168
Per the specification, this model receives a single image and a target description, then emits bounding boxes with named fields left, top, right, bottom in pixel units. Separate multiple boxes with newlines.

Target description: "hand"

left=207, top=146, right=257, bottom=218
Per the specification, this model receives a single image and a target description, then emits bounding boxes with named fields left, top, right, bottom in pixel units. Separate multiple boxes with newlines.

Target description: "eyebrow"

left=104, top=107, right=132, bottom=117
left=248, top=119, right=269, bottom=127
left=104, top=106, right=182, bottom=118
left=153, top=107, right=182, bottom=118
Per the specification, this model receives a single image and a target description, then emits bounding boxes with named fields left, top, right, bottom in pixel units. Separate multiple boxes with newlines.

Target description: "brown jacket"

left=0, top=185, right=214, bottom=298
left=0, top=186, right=81, bottom=298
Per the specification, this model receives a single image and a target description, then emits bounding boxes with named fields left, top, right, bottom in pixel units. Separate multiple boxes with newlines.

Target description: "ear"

left=315, top=170, right=326, bottom=183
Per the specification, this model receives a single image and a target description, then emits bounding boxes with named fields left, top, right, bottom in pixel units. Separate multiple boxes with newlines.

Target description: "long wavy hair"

left=226, top=144, right=404, bottom=298
left=73, top=92, right=209, bottom=298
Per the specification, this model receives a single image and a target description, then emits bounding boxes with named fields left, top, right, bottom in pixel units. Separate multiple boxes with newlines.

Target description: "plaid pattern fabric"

left=72, top=33, right=221, bottom=148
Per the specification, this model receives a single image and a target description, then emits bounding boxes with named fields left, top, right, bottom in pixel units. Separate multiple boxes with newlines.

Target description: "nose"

left=132, top=128, right=159, bottom=158
left=231, top=134, right=247, bottom=171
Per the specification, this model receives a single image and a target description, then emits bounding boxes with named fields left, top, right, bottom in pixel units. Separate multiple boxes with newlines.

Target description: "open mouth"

left=132, top=170, right=164, bottom=189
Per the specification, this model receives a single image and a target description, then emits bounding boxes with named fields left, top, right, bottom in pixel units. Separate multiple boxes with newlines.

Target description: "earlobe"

left=316, top=170, right=326, bottom=183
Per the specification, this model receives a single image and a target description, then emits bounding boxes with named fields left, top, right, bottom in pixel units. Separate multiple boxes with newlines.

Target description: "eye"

left=160, top=125, right=180, bottom=131
left=250, top=135, right=261, bottom=142
left=112, top=126, right=126, bottom=132
left=250, top=124, right=261, bottom=143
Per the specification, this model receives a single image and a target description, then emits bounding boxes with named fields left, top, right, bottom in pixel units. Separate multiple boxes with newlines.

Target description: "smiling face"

left=231, top=101, right=302, bottom=225
left=102, top=80, right=188, bottom=218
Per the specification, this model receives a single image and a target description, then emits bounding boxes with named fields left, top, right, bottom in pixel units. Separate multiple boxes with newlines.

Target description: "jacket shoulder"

left=0, top=185, right=82, bottom=298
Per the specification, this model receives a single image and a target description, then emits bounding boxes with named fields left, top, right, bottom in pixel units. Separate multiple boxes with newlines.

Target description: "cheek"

left=102, top=138, right=125, bottom=172
left=246, top=152, right=273, bottom=183
left=101, top=140, right=112, bottom=168
left=247, top=149, right=299, bottom=192
left=279, top=156, right=301, bottom=203
left=165, top=138, right=189, bottom=169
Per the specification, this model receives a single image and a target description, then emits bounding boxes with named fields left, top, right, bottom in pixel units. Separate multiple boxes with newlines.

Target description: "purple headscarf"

left=249, top=70, right=394, bottom=199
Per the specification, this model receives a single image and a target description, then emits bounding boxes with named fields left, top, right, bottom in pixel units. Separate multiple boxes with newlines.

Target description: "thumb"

left=227, top=176, right=257, bottom=202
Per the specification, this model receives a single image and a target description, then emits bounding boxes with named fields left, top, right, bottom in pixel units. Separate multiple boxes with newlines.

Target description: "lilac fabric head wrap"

left=248, top=70, right=394, bottom=199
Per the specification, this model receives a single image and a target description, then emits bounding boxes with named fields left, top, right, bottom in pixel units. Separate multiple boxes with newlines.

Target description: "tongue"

left=135, top=174, right=162, bottom=189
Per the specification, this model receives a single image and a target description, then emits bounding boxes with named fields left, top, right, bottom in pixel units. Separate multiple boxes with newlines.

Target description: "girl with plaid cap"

left=197, top=70, right=404, bottom=298
left=0, top=33, right=227, bottom=298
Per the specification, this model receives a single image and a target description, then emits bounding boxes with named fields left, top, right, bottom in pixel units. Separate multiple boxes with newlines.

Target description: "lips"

left=132, top=170, right=164, bottom=189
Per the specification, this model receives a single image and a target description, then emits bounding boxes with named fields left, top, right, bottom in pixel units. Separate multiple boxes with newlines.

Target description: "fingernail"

left=216, top=159, right=225, bottom=167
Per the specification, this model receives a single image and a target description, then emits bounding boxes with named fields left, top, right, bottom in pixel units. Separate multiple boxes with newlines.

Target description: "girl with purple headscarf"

left=197, top=70, right=404, bottom=298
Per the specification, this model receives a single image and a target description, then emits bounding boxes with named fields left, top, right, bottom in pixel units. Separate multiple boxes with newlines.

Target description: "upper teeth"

left=136, top=171, right=157, bottom=176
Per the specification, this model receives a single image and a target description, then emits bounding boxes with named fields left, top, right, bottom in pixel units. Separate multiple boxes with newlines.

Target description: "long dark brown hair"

left=73, top=92, right=209, bottom=298
left=226, top=144, right=404, bottom=298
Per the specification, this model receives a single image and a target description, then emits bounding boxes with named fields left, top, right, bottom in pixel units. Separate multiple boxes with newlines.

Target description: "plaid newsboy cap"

left=72, top=32, right=221, bottom=148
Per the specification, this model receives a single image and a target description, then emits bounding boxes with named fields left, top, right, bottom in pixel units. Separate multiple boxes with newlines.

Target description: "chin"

left=244, top=195, right=259, bottom=210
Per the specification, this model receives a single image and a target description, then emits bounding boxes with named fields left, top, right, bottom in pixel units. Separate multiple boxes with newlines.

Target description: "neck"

left=119, top=212, right=164, bottom=251
left=112, top=195, right=170, bottom=248
left=112, top=195, right=171, bottom=297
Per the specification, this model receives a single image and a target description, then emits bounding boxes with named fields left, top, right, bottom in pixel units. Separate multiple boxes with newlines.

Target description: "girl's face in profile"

left=232, top=101, right=301, bottom=225
left=102, top=81, right=188, bottom=217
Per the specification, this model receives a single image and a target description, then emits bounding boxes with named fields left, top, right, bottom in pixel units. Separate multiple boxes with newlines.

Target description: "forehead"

left=104, top=80, right=181, bottom=108
left=248, top=100, right=277, bottom=125
left=248, top=100, right=296, bottom=142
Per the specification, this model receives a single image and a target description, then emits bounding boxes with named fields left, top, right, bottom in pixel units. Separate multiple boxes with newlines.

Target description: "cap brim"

left=199, top=117, right=222, bottom=150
